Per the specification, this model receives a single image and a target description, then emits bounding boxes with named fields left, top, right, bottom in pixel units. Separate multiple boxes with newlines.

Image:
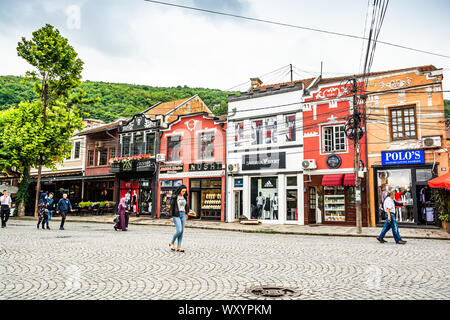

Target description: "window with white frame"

left=74, top=141, right=81, bottom=159
left=251, top=117, right=278, bottom=145
left=285, top=115, right=296, bottom=142
left=264, top=117, right=277, bottom=144
left=234, top=122, right=244, bottom=147
left=251, top=120, right=263, bottom=145
left=323, top=125, right=346, bottom=153
left=199, top=131, right=215, bottom=160
left=167, top=135, right=182, bottom=161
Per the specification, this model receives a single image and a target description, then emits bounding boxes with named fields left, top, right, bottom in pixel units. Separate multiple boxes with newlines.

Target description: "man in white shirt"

left=377, top=191, right=406, bottom=244
left=1, top=190, right=12, bottom=228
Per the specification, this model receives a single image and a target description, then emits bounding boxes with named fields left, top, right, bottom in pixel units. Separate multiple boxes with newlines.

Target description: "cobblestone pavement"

left=1, top=220, right=449, bottom=300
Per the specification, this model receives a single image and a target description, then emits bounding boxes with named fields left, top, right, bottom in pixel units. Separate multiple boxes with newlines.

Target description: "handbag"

left=113, top=216, right=120, bottom=224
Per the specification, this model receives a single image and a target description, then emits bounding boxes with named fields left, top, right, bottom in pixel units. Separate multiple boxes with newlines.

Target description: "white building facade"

left=226, top=81, right=305, bottom=224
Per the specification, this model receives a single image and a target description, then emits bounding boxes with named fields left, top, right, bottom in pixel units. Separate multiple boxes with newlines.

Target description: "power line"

left=143, top=0, right=450, bottom=59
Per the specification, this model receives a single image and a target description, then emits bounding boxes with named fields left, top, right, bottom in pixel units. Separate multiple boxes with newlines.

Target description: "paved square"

left=0, top=220, right=449, bottom=300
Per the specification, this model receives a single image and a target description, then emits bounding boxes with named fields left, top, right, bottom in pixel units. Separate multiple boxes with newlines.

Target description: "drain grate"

left=248, top=286, right=300, bottom=298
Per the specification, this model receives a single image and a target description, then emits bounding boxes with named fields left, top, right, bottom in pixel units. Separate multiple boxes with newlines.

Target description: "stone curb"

left=10, top=216, right=449, bottom=241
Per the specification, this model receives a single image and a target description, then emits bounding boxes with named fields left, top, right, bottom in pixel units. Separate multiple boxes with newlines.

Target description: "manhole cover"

left=248, top=286, right=300, bottom=297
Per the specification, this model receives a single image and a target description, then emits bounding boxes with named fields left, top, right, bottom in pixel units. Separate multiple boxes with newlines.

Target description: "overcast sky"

left=0, top=0, right=449, bottom=97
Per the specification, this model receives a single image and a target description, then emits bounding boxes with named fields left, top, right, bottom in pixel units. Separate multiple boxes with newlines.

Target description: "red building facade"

left=302, top=80, right=369, bottom=226
left=157, top=112, right=227, bottom=221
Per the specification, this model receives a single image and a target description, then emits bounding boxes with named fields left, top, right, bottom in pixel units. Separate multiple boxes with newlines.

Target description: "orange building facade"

left=365, top=65, right=448, bottom=227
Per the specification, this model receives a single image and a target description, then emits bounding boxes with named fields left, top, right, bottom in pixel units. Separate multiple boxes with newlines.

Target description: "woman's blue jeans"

left=379, top=213, right=402, bottom=243
left=171, top=211, right=186, bottom=247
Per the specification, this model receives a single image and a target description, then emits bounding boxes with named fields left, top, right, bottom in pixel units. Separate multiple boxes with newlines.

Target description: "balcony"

left=109, top=156, right=156, bottom=173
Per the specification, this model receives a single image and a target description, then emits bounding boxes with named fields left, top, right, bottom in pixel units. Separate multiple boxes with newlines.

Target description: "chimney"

left=250, top=77, right=263, bottom=89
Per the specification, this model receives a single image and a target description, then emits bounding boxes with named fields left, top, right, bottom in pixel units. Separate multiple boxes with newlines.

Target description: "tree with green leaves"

left=0, top=24, right=88, bottom=216
left=0, top=100, right=84, bottom=216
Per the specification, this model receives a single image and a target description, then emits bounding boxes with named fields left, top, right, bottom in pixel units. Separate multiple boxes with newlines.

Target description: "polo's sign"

left=382, top=150, right=425, bottom=165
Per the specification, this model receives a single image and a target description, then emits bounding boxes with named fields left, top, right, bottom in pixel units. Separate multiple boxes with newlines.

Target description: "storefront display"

left=159, top=179, right=183, bottom=218
left=250, top=177, right=278, bottom=220
left=324, top=187, right=345, bottom=222
left=119, top=179, right=153, bottom=215
left=374, top=164, right=437, bottom=225
left=376, top=168, right=414, bottom=223
left=190, top=178, right=222, bottom=220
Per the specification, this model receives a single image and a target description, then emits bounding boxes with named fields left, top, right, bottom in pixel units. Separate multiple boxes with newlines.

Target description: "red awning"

left=321, top=174, right=344, bottom=186
left=427, top=172, right=450, bottom=190
left=343, top=174, right=356, bottom=186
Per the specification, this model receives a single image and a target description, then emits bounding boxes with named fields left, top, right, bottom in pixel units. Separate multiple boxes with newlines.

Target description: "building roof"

left=144, top=97, right=192, bottom=118
left=77, top=119, right=123, bottom=136
left=248, top=65, right=439, bottom=94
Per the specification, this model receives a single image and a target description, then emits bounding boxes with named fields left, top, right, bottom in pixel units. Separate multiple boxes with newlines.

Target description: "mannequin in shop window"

left=125, top=191, right=131, bottom=211
left=394, top=188, right=403, bottom=221
left=132, top=191, right=137, bottom=213
left=256, top=192, right=264, bottom=219
left=264, top=194, right=271, bottom=219
left=272, top=193, right=278, bottom=220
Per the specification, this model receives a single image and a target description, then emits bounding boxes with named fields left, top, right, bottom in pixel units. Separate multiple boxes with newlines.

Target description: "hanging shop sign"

left=326, top=154, right=342, bottom=169
left=234, top=178, right=243, bottom=188
left=189, top=162, right=223, bottom=171
left=160, top=164, right=184, bottom=173
left=136, top=159, right=156, bottom=172
left=381, top=149, right=425, bottom=166
left=242, top=152, right=286, bottom=171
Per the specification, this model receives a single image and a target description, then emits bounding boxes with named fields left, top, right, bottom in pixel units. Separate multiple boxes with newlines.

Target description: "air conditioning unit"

left=228, top=163, right=239, bottom=173
left=156, top=154, right=166, bottom=162
left=95, top=141, right=103, bottom=148
left=422, top=136, right=441, bottom=149
left=302, top=159, right=317, bottom=170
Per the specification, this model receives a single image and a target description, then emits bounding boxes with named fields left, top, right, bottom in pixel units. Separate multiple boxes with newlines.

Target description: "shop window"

left=323, top=125, right=346, bottom=153
left=146, top=133, right=155, bottom=155
left=285, top=115, right=296, bottom=142
left=235, top=122, right=244, bottom=147
left=287, top=176, right=297, bottom=187
left=190, top=180, right=201, bottom=188
left=122, top=135, right=131, bottom=157
left=286, top=189, right=297, bottom=221
left=98, top=149, right=108, bottom=166
left=390, top=106, right=416, bottom=140
left=251, top=120, right=263, bottom=145
left=416, top=169, right=433, bottom=182
left=376, top=169, right=414, bottom=223
left=167, top=135, right=181, bottom=161
left=74, top=141, right=81, bottom=159
left=265, top=117, right=277, bottom=144
left=199, top=131, right=215, bottom=160
left=250, top=177, right=278, bottom=220
left=88, top=150, right=94, bottom=167
left=134, top=134, right=145, bottom=155
left=324, top=186, right=345, bottom=222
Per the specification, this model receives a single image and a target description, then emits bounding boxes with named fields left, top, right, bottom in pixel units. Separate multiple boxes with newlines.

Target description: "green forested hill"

left=0, top=75, right=236, bottom=122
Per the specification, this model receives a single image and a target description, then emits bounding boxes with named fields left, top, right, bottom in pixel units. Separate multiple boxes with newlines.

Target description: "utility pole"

left=289, top=64, right=293, bottom=82
left=346, top=78, right=363, bottom=234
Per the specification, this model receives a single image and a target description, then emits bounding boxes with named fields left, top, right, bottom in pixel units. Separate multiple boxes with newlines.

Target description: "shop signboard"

left=234, top=178, right=243, bottom=188
left=136, top=159, right=155, bottom=172
left=189, top=162, right=223, bottom=171
left=242, top=152, right=286, bottom=171
left=381, top=150, right=425, bottom=166
left=160, top=164, right=184, bottom=173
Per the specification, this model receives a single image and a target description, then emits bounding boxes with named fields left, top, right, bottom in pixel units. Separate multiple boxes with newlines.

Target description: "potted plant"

left=433, top=189, right=450, bottom=233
